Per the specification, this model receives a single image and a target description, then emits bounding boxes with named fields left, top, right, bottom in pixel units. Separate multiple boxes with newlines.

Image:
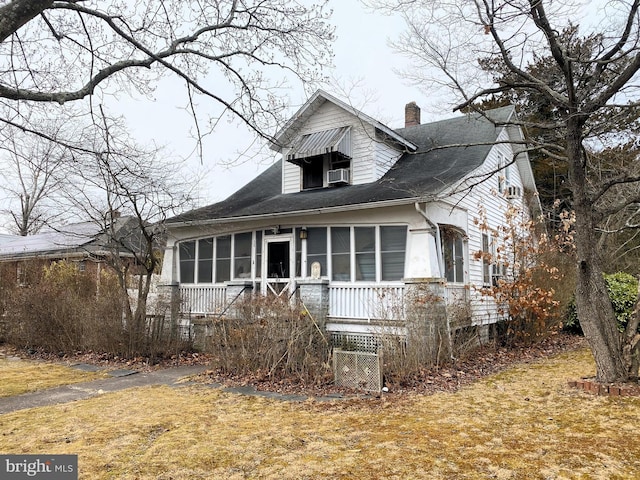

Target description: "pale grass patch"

left=0, top=358, right=105, bottom=397
left=1, top=348, right=639, bottom=479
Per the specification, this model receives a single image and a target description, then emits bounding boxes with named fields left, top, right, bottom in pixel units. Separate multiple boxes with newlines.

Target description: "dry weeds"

left=1, top=347, right=639, bottom=478
left=0, top=357, right=104, bottom=397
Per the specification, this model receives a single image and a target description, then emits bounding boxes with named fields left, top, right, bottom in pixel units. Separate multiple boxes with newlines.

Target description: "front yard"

left=1, top=346, right=639, bottom=478
left=0, top=355, right=104, bottom=397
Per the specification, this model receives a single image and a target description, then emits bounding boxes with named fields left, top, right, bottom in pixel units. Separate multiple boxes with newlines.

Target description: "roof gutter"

left=167, top=197, right=425, bottom=229
left=0, top=249, right=136, bottom=263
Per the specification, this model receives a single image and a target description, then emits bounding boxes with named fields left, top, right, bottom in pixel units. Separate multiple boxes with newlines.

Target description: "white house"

left=159, top=90, right=538, bottom=353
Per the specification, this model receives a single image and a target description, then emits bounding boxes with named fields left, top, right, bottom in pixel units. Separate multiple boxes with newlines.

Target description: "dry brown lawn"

left=0, top=357, right=104, bottom=397
left=1, top=348, right=639, bottom=479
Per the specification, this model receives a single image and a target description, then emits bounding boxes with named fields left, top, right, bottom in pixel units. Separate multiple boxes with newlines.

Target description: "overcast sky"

left=118, top=2, right=441, bottom=210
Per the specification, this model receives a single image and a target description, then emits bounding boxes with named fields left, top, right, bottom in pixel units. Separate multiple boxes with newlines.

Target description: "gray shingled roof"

left=167, top=106, right=514, bottom=225
left=0, top=217, right=144, bottom=260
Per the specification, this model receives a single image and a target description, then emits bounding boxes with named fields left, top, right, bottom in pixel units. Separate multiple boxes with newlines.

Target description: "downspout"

left=414, top=202, right=443, bottom=277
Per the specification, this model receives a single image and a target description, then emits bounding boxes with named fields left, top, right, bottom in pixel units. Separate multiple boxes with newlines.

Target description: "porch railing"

left=329, top=284, right=406, bottom=320
left=179, top=281, right=469, bottom=320
left=179, top=285, right=227, bottom=315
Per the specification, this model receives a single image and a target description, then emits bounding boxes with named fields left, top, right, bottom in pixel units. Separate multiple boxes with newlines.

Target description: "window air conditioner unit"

left=505, top=185, right=522, bottom=199
left=327, top=168, right=350, bottom=185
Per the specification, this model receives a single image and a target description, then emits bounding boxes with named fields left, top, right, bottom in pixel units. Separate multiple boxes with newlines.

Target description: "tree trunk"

left=568, top=123, right=627, bottom=383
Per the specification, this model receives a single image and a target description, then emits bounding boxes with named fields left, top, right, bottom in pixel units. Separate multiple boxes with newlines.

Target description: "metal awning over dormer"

left=286, top=126, right=351, bottom=163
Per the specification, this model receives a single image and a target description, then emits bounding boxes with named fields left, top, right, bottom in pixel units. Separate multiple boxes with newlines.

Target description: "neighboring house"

left=0, top=216, right=146, bottom=285
left=160, top=90, right=538, bottom=352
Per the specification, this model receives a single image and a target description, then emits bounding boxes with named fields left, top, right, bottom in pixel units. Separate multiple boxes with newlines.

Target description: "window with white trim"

left=331, top=227, right=351, bottom=281
left=329, top=225, right=407, bottom=282
left=215, top=236, right=231, bottom=283
left=497, top=154, right=505, bottom=193
left=380, top=226, right=407, bottom=281
left=306, top=227, right=327, bottom=277
left=197, top=238, right=213, bottom=283
left=355, top=227, right=375, bottom=281
left=441, top=228, right=465, bottom=283
left=234, top=232, right=252, bottom=279
left=482, top=233, right=491, bottom=286
left=179, top=241, right=196, bottom=283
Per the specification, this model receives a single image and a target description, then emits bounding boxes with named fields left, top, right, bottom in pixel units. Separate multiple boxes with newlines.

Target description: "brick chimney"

left=405, top=101, right=421, bottom=127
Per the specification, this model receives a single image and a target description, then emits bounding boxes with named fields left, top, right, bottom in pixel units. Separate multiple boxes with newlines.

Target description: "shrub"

left=3, top=260, right=190, bottom=359
left=205, top=295, right=331, bottom=385
left=474, top=205, right=572, bottom=346
left=565, top=272, right=639, bottom=334
left=4, top=261, right=119, bottom=352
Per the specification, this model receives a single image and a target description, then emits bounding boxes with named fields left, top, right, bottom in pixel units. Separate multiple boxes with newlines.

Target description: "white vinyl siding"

left=281, top=102, right=383, bottom=193
left=443, top=127, right=527, bottom=324
left=374, top=139, right=403, bottom=180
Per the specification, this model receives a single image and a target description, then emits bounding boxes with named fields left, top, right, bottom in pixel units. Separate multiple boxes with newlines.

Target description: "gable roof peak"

left=271, top=89, right=417, bottom=153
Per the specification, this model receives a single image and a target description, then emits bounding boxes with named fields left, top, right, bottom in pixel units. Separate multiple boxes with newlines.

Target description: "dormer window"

left=287, top=126, right=352, bottom=190
left=302, top=155, right=324, bottom=189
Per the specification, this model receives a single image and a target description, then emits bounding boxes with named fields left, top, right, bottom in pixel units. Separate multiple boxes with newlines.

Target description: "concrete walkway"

left=0, top=365, right=208, bottom=414
left=0, top=363, right=357, bottom=414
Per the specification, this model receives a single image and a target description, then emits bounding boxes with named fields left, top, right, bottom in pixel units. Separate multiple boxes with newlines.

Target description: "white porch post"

left=158, top=239, right=180, bottom=324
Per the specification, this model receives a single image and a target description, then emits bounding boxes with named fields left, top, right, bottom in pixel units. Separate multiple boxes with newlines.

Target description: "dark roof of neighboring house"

left=0, top=216, right=145, bottom=261
left=167, top=106, right=515, bottom=225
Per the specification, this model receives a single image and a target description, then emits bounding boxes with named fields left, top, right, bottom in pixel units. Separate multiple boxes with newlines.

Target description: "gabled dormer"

left=271, top=90, right=416, bottom=194
left=286, top=125, right=352, bottom=189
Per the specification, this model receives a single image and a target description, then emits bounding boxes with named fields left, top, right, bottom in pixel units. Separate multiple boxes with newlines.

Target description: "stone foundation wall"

left=404, top=278, right=451, bottom=364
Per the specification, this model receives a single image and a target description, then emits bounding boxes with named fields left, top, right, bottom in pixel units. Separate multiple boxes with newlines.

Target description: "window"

left=295, top=228, right=303, bottom=277
left=179, top=241, right=196, bottom=283
left=255, top=231, right=262, bottom=277
left=497, top=154, right=505, bottom=193
left=300, top=152, right=352, bottom=190
left=179, top=232, right=256, bottom=284
left=355, top=227, right=376, bottom=281
left=498, top=153, right=513, bottom=194
left=326, top=225, right=406, bottom=282
left=290, top=127, right=352, bottom=190
left=215, top=235, right=231, bottom=283
left=234, top=232, right=252, bottom=278
left=302, top=156, right=324, bottom=189
left=442, top=228, right=465, bottom=283
left=331, top=227, right=351, bottom=281
left=482, top=234, right=491, bottom=285
left=197, top=238, right=213, bottom=283
left=306, top=227, right=327, bottom=277
left=380, top=226, right=407, bottom=281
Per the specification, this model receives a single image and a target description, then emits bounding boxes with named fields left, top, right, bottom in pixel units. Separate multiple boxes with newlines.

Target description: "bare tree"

left=0, top=117, right=71, bottom=235
left=371, top=0, right=640, bottom=383
left=60, top=111, right=197, bottom=356
left=0, top=1, right=334, bottom=154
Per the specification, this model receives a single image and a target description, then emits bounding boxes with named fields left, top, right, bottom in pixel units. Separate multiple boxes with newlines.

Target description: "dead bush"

left=3, top=261, right=191, bottom=359
left=205, top=294, right=331, bottom=385
left=4, top=262, right=119, bottom=352
left=474, top=205, right=572, bottom=346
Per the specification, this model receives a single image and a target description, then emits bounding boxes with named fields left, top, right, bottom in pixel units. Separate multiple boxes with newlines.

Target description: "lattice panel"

left=331, top=333, right=379, bottom=353
left=333, top=349, right=382, bottom=393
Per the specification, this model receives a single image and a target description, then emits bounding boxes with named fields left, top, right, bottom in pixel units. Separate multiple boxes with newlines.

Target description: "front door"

left=262, top=235, right=295, bottom=296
